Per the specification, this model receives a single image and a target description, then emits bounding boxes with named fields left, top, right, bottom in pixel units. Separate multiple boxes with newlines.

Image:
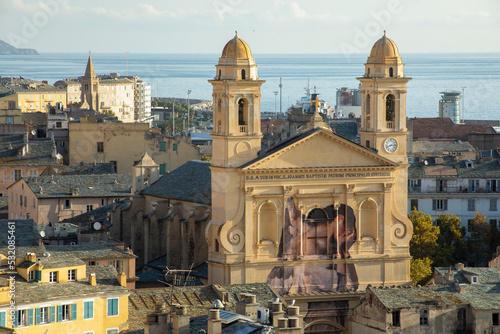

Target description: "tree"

left=410, top=257, right=433, bottom=286
left=466, top=212, right=495, bottom=266
left=409, top=209, right=439, bottom=260
left=434, top=214, right=466, bottom=267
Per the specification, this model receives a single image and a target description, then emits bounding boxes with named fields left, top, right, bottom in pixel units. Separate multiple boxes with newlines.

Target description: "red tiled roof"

left=261, top=118, right=286, bottom=135
left=412, top=118, right=496, bottom=139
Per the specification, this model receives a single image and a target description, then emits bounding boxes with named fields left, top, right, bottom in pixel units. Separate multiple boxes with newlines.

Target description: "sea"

left=0, top=52, right=499, bottom=119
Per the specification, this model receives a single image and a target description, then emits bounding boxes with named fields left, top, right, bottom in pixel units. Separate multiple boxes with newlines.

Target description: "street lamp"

left=187, top=90, right=192, bottom=132
left=273, top=91, right=278, bottom=119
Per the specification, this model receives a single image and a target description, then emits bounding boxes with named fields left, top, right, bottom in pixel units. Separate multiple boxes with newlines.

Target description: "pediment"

left=243, top=129, right=398, bottom=170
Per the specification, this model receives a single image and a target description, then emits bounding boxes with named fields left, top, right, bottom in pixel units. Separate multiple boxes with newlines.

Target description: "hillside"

left=0, top=40, right=38, bottom=55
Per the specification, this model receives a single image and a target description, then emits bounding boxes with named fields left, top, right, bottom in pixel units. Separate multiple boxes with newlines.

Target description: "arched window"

left=216, top=99, right=222, bottom=132
left=241, top=69, right=246, bottom=80
left=215, top=239, right=219, bottom=252
left=305, top=209, right=329, bottom=255
left=259, top=202, right=277, bottom=243
left=366, top=94, right=371, bottom=114
left=367, top=68, right=370, bottom=77
left=218, top=70, right=221, bottom=80
left=386, top=94, right=395, bottom=126
left=359, top=200, right=377, bottom=240
left=389, top=67, right=394, bottom=77
left=238, top=99, right=246, bottom=126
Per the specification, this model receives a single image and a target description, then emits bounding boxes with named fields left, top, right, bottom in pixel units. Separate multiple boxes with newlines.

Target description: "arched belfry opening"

left=238, top=99, right=247, bottom=127
left=365, top=94, right=371, bottom=127
left=386, top=94, right=395, bottom=128
left=305, top=208, right=329, bottom=256
left=389, top=67, right=394, bottom=77
left=241, top=69, right=246, bottom=80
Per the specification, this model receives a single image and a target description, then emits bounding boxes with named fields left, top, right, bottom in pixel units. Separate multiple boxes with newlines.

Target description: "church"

left=205, top=31, right=413, bottom=332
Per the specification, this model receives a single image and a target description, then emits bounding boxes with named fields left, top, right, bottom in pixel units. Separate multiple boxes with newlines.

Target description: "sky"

left=1, top=0, right=500, bottom=54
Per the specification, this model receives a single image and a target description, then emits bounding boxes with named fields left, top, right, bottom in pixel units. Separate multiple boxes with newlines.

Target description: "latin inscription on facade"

left=245, top=172, right=390, bottom=181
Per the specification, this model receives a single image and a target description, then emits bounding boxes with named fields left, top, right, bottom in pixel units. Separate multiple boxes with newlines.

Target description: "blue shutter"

left=0, top=312, right=5, bottom=327
left=89, top=301, right=94, bottom=318
left=28, top=308, right=33, bottom=326
left=84, top=301, right=94, bottom=319
left=57, top=305, right=62, bottom=322
left=159, top=164, right=166, bottom=174
left=107, top=299, right=112, bottom=316
left=72, top=303, right=77, bottom=321
left=35, top=308, right=40, bottom=325
left=114, top=299, right=119, bottom=315
left=50, top=306, right=55, bottom=323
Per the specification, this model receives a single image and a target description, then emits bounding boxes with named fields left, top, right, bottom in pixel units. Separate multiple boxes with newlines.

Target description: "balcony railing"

left=408, top=186, right=500, bottom=194
left=239, top=125, right=247, bottom=133
left=386, top=121, right=394, bottom=129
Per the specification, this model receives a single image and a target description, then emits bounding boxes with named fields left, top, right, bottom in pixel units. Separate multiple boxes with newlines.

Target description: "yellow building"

left=53, top=79, right=82, bottom=105
left=0, top=252, right=129, bottom=333
left=0, top=83, right=66, bottom=113
left=205, top=33, right=412, bottom=332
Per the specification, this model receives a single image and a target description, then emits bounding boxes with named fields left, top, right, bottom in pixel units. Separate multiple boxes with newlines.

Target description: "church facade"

left=205, top=32, right=412, bottom=332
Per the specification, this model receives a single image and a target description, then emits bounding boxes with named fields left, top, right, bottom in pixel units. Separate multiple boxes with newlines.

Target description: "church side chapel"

left=205, top=32, right=413, bottom=332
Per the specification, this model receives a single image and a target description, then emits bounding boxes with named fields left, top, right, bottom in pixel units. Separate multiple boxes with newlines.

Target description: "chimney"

left=145, top=303, right=169, bottom=334
left=454, top=263, right=465, bottom=271
left=89, top=273, right=96, bottom=286
left=236, top=293, right=258, bottom=320
left=117, top=272, right=127, bottom=287
left=207, top=309, right=222, bottom=334
left=270, top=301, right=285, bottom=327
left=445, top=267, right=454, bottom=282
left=172, top=305, right=189, bottom=334
left=287, top=306, right=304, bottom=328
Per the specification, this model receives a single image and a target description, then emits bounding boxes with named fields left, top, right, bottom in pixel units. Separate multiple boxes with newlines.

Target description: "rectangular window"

left=29, top=169, right=38, bottom=177
left=159, top=141, right=166, bottom=151
left=37, top=306, right=51, bottom=324
left=88, top=261, right=96, bottom=266
left=392, top=310, right=401, bottom=327
left=87, top=205, right=93, bottom=212
left=409, top=179, right=421, bottom=192
left=29, top=270, right=34, bottom=281
left=490, top=199, right=497, bottom=211
left=14, top=169, right=21, bottom=181
left=56, top=121, right=62, bottom=128
left=17, top=309, right=28, bottom=327
left=493, top=313, right=499, bottom=326
left=160, top=163, right=166, bottom=174
left=432, top=199, right=447, bottom=211
left=3, top=169, right=7, bottom=182
left=84, top=300, right=94, bottom=319
left=468, top=219, right=473, bottom=231
left=64, top=199, right=71, bottom=209
left=490, top=219, right=498, bottom=228
left=468, top=199, right=475, bottom=211
left=49, top=271, right=58, bottom=283
left=102, top=199, right=105, bottom=206
left=109, top=260, right=124, bottom=273
left=62, top=304, right=71, bottom=321
left=68, top=269, right=76, bottom=281
left=420, top=309, right=428, bottom=325
left=107, top=298, right=119, bottom=316
left=173, top=143, right=178, bottom=151
left=6, top=117, right=13, bottom=124
left=468, top=179, right=479, bottom=192
left=20, top=196, right=23, bottom=207
left=97, top=142, right=104, bottom=153
left=106, top=329, right=119, bottom=334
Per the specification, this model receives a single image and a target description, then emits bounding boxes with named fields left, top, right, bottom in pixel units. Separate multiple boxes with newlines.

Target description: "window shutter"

left=50, top=306, right=55, bottom=323
left=160, top=164, right=166, bottom=174
left=173, top=143, right=177, bottom=151
left=0, top=312, right=5, bottom=327
left=35, top=308, right=40, bottom=325
left=11, top=311, right=16, bottom=328
left=28, top=308, right=34, bottom=326
left=35, top=270, right=42, bottom=281
left=432, top=200, right=436, bottom=211
left=72, top=303, right=77, bottom=320
left=444, top=200, right=448, bottom=211
left=107, top=299, right=112, bottom=316
left=57, top=305, right=62, bottom=322
left=418, top=179, right=422, bottom=186
left=10, top=170, right=14, bottom=182
left=159, top=141, right=166, bottom=151
left=113, top=299, right=119, bottom=315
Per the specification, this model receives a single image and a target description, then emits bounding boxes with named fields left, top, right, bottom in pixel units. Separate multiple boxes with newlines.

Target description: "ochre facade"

left=206, top=33, right=413, bottom=295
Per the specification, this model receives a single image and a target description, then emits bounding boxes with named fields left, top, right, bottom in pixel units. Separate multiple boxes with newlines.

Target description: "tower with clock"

left=357, top=31, right=411, bottom=165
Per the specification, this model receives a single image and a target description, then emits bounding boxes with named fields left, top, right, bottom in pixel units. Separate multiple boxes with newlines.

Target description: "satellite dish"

left=40, top=230, right=46, bottom=237
left=56, top=153, right=63, bottom=160
left=31, top=130, right=37, bottom=136
left=93, top=222, right=102, bottom=230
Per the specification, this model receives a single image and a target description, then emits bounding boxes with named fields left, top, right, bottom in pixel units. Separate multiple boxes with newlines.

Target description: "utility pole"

left=461, top=86, right=466, bottom=123
left=187, top=90, right=192, bottom=132
left=172, top=100, right=175, bottom=136
left=279, top=78, right=283, bottom=114
left=273, top=91, right=278, bottom=119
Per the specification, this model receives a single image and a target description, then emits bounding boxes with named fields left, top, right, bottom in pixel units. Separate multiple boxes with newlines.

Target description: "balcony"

left=239, top=125, right=247, bottom=133
left=386, top=121, right=394, bottom=129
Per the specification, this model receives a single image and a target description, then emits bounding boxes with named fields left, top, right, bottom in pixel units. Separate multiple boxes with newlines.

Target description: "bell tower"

left=357, top=31, right=411, bottom=164
left=81, top=53, right=100, bottom=111
left=209, top=32, right=265, bottom=168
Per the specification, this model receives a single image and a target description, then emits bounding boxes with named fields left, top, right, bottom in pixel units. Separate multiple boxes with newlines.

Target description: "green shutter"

left=159, top=141, right=166, bottom=151
left=28, top=308, right=33, bottom=326
left=35, top=270, right=42, bottom=281
left=113, top=299, right=119, bottom=315
left=107, top=299, right=112, bottom=316
left=0, top=312, right=5, bottom=327
left=89, top=301, right=94, bottom=318
left=50, top=306, right=55, bottom=323
left=173, top=143, right=177, bottom=151
left=159, top=164, right=166, bottom=174
left=35, top=308, right=40, bottom=325
left=84, top=301, right=93, bottom=319
left=57, top=305, right=62, bottom=322
left=72, top=303, right=77, bottom=321
left=11, top=311, right=16, bottom=328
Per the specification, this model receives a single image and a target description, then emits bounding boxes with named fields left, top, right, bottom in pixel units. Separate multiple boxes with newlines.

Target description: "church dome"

left=369, top=31, right=399, bottom=58
left=221, top=32, right=253, bottom=59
